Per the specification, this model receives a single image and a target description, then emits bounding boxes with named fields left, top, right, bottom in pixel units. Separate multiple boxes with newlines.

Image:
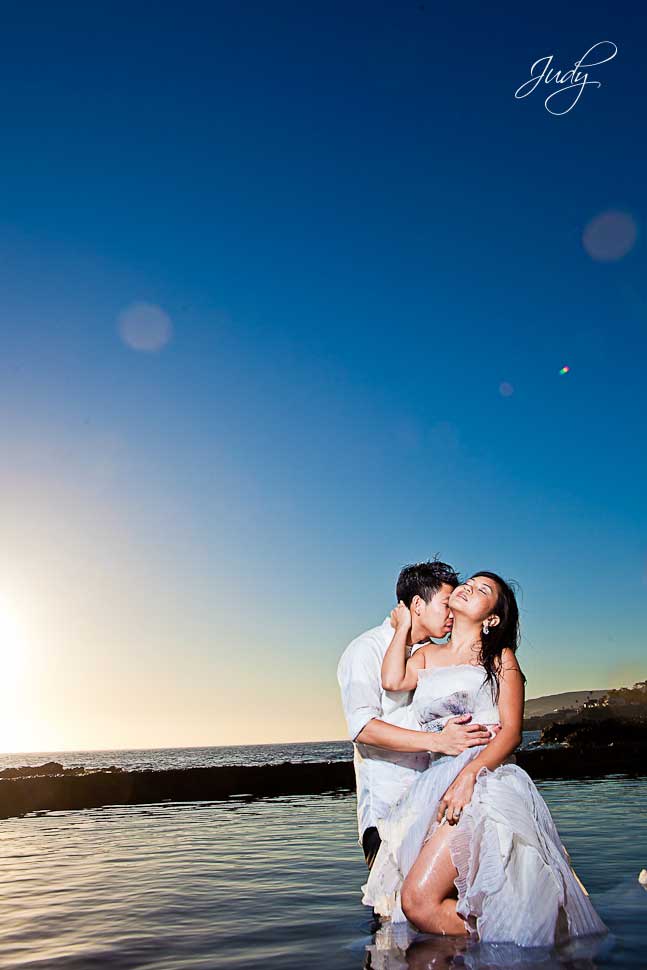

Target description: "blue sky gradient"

left=0, top=1, right=645, bottom=749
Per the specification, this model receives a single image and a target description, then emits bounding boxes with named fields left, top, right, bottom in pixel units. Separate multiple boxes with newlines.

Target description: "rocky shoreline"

left=2, top=732, right=646, bottom=821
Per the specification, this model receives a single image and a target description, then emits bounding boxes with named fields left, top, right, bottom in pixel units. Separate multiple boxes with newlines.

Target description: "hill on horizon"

left=524, top=689, right=609, bottom=717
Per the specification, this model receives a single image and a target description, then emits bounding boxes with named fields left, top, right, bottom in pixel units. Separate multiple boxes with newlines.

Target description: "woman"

left=362, top=572, right=607, bottom=947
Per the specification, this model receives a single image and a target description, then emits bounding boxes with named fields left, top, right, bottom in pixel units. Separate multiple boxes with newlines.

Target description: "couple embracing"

left=337, top=559, right=606, bottom=946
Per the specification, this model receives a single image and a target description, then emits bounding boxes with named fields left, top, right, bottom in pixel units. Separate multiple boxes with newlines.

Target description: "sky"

left=1, top=1, right=646, bottom=752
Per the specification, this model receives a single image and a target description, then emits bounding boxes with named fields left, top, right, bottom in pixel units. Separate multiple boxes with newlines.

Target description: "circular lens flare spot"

left=582, top=210, right=638, bottom=262
left=499, top=382, right=514, bottom=397
left=118, top=303, right=173, bottom=352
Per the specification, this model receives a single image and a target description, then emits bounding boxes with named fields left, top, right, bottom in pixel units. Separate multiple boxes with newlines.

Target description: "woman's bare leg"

left=400, top=821, right=467, bottom=936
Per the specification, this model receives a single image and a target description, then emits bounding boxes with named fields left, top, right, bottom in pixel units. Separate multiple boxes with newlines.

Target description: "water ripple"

left=0, top=783, right=644, bottom=968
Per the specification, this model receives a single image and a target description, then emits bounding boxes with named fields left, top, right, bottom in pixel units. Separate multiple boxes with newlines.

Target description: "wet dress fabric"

left=361, top=664, right=607, bottom=946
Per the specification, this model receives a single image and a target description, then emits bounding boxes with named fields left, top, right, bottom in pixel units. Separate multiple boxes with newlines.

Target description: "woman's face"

left=449, top=575, right=500, bottom=624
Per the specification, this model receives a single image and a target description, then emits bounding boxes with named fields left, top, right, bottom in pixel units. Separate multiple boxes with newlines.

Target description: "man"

left=337, top=559, right=493, bottom=869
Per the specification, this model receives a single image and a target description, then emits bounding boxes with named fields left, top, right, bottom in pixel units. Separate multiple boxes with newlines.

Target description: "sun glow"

left=0, top=596, right=27, bottom=681
left=0, top=593, right=30, bottom=753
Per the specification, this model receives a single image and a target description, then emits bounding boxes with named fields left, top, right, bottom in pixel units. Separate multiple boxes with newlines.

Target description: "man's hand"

left=390, top=601, right=412, bottom=634
left=434, top=715, right=491, bottom=756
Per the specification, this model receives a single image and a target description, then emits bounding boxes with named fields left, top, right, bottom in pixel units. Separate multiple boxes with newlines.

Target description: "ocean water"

left=0, top=734, right=542, bottom=773
left=0, top=740, right=355, bottom=772
left=0, top=776, right=644, bottom=969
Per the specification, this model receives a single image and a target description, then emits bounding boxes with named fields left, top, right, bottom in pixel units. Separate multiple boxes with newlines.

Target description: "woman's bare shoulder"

left=419, top=643, right=447, bottom=667
left=496, top=647, right=524, bottom=677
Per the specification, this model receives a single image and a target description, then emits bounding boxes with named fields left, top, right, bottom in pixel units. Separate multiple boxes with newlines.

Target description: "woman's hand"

left=436, top=768, right=477, bottom=825
left=390, top=601, right=412, bottom=634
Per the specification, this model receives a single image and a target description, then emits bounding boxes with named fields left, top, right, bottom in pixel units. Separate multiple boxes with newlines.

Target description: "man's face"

left=415, top=583, right=455, bottom=638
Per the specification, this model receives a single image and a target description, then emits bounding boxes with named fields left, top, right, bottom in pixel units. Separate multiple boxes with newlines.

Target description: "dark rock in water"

left=0, top=745, right=646, bottom=821
left=0, top=761, right=125, bottom=779
left=0, top=761, right=357, bottom=820
left=0, top=761, right=126, bottom=780
left=0, top=761, right=68, bottom=778
left=540, top=716, right=647, bottom=749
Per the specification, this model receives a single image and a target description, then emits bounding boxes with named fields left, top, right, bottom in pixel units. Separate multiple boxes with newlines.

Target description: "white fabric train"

left=361, top=664, right=607, bottom=946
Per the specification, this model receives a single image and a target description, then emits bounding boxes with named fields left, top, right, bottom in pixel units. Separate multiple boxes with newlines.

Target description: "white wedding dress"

left=362, top=664, right=607, bottom=946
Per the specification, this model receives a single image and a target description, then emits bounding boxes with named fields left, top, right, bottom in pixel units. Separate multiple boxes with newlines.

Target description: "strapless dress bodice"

left=412, top=663, right=499, bottom=732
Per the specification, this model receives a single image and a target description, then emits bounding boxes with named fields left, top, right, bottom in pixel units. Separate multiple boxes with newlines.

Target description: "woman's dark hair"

left=396, top=558, right=459, bottom=607
left=470, top=571, right=524, bottom=700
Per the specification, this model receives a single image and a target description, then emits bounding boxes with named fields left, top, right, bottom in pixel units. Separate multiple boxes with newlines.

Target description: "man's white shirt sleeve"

left=337, top=636, right=383, bottom=741
left=336, top=620, right=429, bottom=841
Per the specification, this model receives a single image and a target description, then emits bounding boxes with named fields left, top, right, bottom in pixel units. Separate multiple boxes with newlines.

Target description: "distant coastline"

left=523, top=680, right=647, bottom=730
left=524, top=688, right=609, bottom=718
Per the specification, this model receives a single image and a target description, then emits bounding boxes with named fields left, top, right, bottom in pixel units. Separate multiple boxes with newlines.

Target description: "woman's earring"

left=483, top=623, right=489, bottom=636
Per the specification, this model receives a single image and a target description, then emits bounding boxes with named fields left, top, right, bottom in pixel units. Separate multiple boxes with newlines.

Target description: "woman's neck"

left=446, top=615, right=483, bottom=658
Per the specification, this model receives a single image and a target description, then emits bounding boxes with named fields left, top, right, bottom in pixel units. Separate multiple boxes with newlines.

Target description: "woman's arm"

left=381, top=602, right=426, bottom=691
left=436, top=649, right=524, bottom=824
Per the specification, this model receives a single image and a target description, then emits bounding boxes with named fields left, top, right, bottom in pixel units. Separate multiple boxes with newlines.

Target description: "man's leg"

left=362, top=826, right=384, bottom=951
left=362, top=826, right=382, bottom=870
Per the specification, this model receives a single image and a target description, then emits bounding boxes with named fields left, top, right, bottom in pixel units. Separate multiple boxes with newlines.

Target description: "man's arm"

left=337, top=631, right=491, bottom=757
left=356, top=716, right=492, bottom=755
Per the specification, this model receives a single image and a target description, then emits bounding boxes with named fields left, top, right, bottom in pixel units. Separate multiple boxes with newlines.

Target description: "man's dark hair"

left=396, top=559, right=459, bottom=607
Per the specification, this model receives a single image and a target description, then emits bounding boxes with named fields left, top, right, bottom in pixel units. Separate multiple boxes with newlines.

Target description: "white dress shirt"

left=337, top=617, right=429, bottom=842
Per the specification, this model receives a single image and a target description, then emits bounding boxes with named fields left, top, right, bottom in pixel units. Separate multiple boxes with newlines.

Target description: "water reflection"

left=361, top=866, right=647, bottom=970
left=363, top=923, right=609, bottom=970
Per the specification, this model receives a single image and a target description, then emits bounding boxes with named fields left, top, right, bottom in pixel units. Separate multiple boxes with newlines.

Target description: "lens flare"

left=118, top=303, right=173, bottom=352
left=559, top=366, right=570, bottom=375
left=582, top=210, right=638, bottom=262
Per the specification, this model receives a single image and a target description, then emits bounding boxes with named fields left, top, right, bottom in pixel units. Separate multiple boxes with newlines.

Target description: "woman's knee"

left=401, top=882, right=440, bottom=929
